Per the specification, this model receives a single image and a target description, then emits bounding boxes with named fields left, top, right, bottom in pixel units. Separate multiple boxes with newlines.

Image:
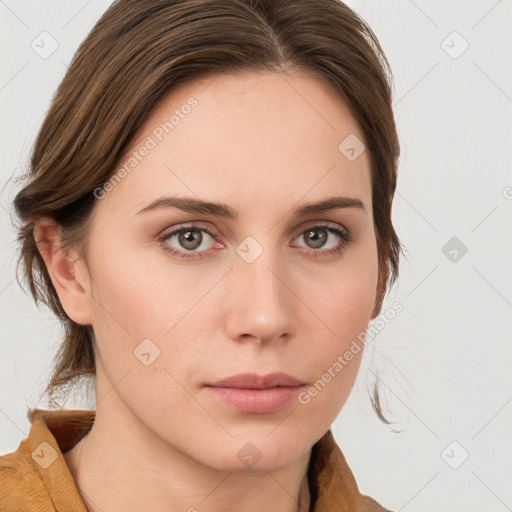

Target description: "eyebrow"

left=136, top=195, right=366, bottom=218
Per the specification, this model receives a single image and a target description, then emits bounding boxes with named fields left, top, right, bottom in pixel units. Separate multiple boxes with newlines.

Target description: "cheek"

left=313, top=278, right=374, bottom=381
left=86, top=239, right=222, bottom=374
left=298, top=250, right=378, bottom=409
left=88, top=235, right=187, bottom=328
left=295, top=289, right=370, bottom=427
left=310, top=246, right=378, bottom=345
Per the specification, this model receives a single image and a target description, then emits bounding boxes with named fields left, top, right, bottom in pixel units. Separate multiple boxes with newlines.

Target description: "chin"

left=196, top=432, right=310, bottom=474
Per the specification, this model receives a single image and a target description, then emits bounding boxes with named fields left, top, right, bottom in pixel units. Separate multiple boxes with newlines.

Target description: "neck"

left=64, top=405, right=312, bottom=512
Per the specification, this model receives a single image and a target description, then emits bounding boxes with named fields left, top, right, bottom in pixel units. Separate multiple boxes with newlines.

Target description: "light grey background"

left=1, top=1, right=511, bottom=511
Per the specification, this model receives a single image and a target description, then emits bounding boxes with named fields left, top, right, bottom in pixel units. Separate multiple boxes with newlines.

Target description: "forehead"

left=96, top=70, right=372, bottom=219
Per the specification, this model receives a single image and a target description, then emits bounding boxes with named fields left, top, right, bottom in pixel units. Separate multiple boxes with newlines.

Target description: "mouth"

left=205, top=372, right=306, bottom=389
left=204, top=372, right=307, bottom=414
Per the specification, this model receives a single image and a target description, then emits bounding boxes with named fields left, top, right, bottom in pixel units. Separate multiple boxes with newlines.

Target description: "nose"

left=225, top=245, right=295, bottom=346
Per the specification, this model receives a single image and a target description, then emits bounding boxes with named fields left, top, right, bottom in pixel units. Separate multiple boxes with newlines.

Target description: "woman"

left=1, top=0, right=402, bottom=510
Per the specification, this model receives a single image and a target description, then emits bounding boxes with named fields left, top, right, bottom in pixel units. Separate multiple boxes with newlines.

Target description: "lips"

left=205, top=372, right=305, bottom=389
left=204, top=372, right=307, bottom=414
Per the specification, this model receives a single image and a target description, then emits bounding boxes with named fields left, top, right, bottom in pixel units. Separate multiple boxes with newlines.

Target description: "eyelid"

left=158, top=221, right=222, bottom=240
left=291, top=220, right=350, bottom=238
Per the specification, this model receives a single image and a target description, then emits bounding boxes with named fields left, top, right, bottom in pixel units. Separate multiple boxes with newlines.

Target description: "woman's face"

left=73, top=70, right=382, bottom=471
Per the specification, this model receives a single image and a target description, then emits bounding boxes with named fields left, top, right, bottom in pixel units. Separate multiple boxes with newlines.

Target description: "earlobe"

left=33, top=217, right=93, bottom=325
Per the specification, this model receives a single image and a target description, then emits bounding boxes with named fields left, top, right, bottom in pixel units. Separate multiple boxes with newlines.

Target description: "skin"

left=35, top=70, right=387, bottom=512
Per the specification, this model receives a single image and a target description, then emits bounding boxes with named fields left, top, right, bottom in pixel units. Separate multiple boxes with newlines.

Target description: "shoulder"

left=0, top=437, right=55, bottom=510
left=361, top=493, right=394, bottom=512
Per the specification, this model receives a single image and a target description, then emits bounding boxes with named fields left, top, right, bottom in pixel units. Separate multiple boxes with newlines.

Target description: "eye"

left=158, top=223, right=353, bottom=261
left=293, top=224, right=353, bottom=257
left=159, top=226, right=220, bottom=260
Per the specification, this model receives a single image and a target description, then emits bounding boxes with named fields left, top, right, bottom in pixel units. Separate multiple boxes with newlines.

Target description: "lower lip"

left=204, top=385, right=306, bottom=414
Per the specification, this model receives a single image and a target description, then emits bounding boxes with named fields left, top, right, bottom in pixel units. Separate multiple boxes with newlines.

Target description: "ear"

left=370, top=261, right=389, bottom=320
left=33, top=217, right=93, bottom=325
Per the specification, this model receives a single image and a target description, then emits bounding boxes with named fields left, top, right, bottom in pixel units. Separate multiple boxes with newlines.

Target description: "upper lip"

left=206, top=372, right=305, bottom=389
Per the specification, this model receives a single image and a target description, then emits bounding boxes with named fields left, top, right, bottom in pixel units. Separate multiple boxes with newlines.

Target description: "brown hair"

left=13, top=0, right=403, bottom=424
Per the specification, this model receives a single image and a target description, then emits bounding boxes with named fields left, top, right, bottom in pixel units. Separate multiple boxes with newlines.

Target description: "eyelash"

left=158, top=223, right=353, bottom=261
